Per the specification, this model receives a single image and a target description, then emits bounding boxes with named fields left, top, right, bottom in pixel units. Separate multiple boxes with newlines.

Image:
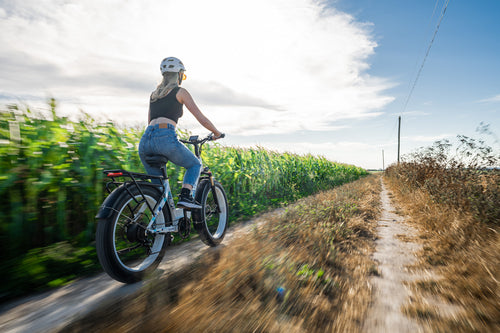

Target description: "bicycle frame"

left=102, top=133, right=223, bottom=236
left=103, top=169, right=188, bottom=235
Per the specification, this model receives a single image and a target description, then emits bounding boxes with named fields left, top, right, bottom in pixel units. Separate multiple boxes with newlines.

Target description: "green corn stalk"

left=0, top=101, right=367, bottom=264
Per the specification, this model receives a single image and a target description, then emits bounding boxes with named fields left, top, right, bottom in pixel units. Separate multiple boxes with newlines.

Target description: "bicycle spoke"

left=116, top=243, right=143, bottom=255
left=111, top=192, right=167, bottom=273
left=206, top=203, right=217, bottom=219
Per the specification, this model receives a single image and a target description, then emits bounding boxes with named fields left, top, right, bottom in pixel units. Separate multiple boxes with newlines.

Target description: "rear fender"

left=95, top=182, right=163, bottom=220
left=95, top=185, right=130, bottom=219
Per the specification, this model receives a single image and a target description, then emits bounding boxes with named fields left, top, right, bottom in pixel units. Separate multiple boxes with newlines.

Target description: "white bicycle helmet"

left=160, top=57, right=185, bottom=74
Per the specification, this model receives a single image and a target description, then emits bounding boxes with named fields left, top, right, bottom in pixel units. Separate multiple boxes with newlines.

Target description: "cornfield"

left=0, top=100, right=366, bottom=300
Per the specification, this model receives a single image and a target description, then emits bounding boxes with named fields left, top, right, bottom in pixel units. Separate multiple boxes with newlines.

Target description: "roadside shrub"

left=386, top=129, right=499, bottom=225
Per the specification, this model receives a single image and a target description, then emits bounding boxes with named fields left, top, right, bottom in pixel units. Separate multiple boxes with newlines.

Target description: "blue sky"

left=332, top=0, right=500, bottom=165
left=0, top=0, right=498, bottom=169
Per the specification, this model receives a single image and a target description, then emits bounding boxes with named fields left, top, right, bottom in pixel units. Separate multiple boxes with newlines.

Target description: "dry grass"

left=385, top=153, right=500, bottom=333
left=65, top=175, right=381, bottom=333
left=394, top=233, right=417, bottom=243
left=155, top=175, right=381, bottom=333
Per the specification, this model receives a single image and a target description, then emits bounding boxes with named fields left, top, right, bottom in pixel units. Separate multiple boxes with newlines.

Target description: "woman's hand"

left=212, top=132, right=224, bottom=140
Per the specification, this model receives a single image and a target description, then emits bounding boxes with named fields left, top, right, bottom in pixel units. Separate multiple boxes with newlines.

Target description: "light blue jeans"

left=139, top=124, right=201, bottom=188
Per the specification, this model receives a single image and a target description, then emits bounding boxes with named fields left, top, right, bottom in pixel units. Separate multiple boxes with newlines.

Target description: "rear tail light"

left=107, top=172, right=123, bottom=177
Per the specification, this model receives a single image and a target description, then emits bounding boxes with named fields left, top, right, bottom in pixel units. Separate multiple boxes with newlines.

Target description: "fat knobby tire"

left=96, top=184, right=170, bottom=283
left=193, top=180, right=228, bottom=247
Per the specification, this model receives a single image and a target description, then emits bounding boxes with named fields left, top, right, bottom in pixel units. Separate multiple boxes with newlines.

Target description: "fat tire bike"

left=95, top=133, right=228, bottom=283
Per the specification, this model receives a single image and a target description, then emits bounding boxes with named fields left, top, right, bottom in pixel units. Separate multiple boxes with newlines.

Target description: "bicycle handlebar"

left=180, top=133, right=225, bottom=145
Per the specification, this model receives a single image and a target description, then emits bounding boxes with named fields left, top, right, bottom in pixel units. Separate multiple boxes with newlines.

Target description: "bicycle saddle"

left=145, top=155, right=169, bottom=167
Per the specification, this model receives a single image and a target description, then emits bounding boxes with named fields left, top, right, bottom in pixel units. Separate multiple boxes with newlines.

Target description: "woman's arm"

left=148, top=93, right=152, bottom=124
left=177, top=88, right=223, bottom=138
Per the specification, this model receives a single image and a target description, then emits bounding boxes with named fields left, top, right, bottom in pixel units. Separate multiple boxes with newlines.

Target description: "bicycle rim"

left=203, top=185, right=227, bottom=239
left=112, top=194, right=165, bottom=272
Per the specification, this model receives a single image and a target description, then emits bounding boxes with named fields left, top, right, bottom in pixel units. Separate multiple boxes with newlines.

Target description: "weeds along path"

left=362, top=177, right=424, bottom=333
left=0, top=211, right=282, bottom=333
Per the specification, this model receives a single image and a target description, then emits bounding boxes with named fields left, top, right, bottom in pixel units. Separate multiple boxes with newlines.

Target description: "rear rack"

left=104, top=169, right=164, bottom=181
left=103, top=169, right=165, bottom=214
left=103, top=169, right=164, bottom=192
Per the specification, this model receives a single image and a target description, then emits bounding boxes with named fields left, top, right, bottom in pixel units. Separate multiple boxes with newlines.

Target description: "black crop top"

left=149, top=87, right=183, bottom=123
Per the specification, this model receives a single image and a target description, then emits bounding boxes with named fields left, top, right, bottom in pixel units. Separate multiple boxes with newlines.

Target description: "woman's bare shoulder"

left=176, top=87, right=192, bottom=103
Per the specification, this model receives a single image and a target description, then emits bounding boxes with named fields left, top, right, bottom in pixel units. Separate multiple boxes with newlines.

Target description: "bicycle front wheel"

left=96, top=184, right=171, bottom=283
left=193, top=180, right=228, bottom=246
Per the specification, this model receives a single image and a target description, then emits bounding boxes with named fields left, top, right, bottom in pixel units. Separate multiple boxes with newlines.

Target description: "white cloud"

left=395, top=110, right=431, bottom=117
left=478, top=94, right=500, bottom=103
left=403, top=134, right=453, bottom=142
left=0, top=0, right=394, bottom=134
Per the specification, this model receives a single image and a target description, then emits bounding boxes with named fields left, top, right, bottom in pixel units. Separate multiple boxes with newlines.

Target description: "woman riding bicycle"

left=139, top=57, right=223, bottom=209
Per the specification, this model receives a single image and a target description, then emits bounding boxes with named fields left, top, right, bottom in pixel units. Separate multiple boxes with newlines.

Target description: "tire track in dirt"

left=0, top=210, right=283, bottom=333
left=362, top=177, right=424, bottom=333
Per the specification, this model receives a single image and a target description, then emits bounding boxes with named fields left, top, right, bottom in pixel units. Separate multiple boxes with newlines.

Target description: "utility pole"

left=382, top=149, right=385, bottom=170
left=397, top=116, right=401, bottom=164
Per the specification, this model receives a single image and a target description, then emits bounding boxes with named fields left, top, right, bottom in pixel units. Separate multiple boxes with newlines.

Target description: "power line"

left=408, top=0, right=440, bottom=86
left=428, top=0, right=441, bottom=30
left=409, top=0, right=441, bottom=83
left=401, top=0, right=451, bottom=114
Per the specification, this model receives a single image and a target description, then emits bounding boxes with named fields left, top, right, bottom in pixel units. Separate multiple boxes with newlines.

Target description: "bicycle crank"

left=178, top=217, right=191, bottom=239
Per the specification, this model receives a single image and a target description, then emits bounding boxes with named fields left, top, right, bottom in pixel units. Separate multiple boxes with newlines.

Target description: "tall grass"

left=0, top=101, right=366, bottom=301
left=386, top=132, right=499, bottom=225
left=385, top=130, right=499, bottom=332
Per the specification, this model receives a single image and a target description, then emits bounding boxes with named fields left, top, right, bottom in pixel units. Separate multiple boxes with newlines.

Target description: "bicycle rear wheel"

left=192, top=180, right=228, bottom=246
left=96, top=184, right=171, bottom=283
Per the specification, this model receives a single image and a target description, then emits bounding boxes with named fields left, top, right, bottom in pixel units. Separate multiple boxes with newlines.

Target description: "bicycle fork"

left=204, top=169, right=222, bottom=214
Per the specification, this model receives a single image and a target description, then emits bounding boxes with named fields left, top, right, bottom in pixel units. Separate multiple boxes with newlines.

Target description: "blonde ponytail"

left=150, top=72, right=179, bottom=102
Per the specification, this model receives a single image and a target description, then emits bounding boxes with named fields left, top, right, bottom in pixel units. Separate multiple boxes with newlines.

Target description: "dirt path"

left=362, top=178, right=424, bottom=333
left=0, top=211, right=282, bottom=333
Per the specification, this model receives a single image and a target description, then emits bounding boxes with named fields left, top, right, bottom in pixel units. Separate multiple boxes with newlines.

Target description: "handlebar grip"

left=210, top=133, right=225, bottom=140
